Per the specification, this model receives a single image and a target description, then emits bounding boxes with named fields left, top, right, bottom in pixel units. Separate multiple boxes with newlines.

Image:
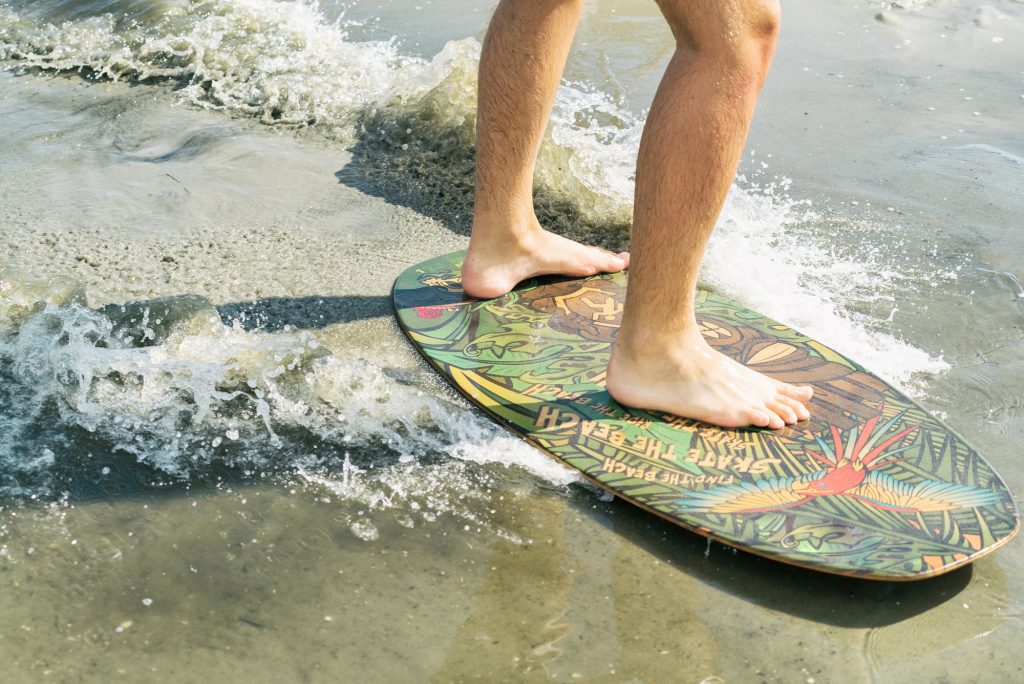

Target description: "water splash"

left=0, top=266, right=577, bottom=507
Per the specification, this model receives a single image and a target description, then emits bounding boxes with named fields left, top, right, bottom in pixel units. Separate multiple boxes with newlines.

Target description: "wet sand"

left=2, top=0, right=1024, bottom=682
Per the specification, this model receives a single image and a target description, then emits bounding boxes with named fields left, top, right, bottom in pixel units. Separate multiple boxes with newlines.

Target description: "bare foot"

left=462, top=218, right=629, bottom=299
left=607, top=328, right=813, bottom=430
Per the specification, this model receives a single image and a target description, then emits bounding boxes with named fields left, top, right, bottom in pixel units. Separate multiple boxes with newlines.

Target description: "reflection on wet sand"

left=431, top=492, right=720, bottom=682
left=431, top=496, right=574, bottom=681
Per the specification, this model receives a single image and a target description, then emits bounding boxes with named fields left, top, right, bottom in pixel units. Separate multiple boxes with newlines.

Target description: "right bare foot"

left=462, top=217, right=629, bottom=299
left=607, top=327, right=813, bottom=430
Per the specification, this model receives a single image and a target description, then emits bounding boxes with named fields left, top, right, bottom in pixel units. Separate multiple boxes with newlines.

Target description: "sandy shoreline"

left=1, top=68, right=1020, bottom=683
left=2, top=0, right=1024, bottom=681
left=0, top=71, right=467, bottom=310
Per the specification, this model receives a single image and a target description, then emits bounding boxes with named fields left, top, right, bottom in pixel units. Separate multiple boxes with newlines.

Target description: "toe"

left=776, top=382, right=813, bottom=403
left=601, top=250, right=627, bottom=272
left=760, top=406, right=786, bottom=430
left=778, top=395, right=810, bottom=421
left=747, top=409, right=772, bottom=428
left=768, top=412, right=786, bottom=430
left=767, top=400, right=798, bottom=425
left=590, top=247, right=627, bottom=272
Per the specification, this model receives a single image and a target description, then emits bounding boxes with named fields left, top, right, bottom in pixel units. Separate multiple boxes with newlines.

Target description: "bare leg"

left=462, top=0, right=629, bottom=299
left=606, top=0, right=812, bottom=429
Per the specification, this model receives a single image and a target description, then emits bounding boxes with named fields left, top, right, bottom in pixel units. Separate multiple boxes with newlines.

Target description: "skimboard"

left=393, top=251, right=1019, bottom=580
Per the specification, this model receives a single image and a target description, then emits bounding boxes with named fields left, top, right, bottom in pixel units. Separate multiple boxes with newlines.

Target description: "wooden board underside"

left=393, top=251, right=1019, bottom=580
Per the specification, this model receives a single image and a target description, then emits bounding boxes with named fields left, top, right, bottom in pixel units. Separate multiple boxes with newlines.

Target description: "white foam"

left=956, top=143, right=1024, bottom=167
left=0, top=270, right=577, bottom=505
left=540, top=84, right=644, bottom=225
left=703, top=184, right=949, bottom=391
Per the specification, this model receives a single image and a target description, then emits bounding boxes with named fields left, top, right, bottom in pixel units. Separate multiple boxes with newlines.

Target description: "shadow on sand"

left=595, top=494, right=976, bottom=630
left=333, top=108, right=631, bottom=252
left=219, top=294, right=393, bottom=331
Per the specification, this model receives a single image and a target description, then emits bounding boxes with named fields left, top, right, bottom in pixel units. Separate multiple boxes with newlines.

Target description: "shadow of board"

left=90, top=292, right=393, bottom=339
left=587, top=494, right=978, bottom=629
left=218, top=294, right=393, bottom=331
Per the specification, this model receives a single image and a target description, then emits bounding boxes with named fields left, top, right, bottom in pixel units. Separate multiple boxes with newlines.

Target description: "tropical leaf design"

left=393, top=251, right=1020, bottom=579
left=851, top=472, right=1002, bottom=513
left=675, top=475, right=818, bottom=514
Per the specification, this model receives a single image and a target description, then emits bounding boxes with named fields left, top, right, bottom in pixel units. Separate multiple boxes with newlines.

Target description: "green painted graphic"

left=393, top=251, right=1019, bottom=580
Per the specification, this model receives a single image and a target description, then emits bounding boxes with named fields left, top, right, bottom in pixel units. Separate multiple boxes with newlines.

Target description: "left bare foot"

left=462, top=217, right=629, bottom=299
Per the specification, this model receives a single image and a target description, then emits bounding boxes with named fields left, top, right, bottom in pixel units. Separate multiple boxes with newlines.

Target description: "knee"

left=743, top=1, right=781, bottom=56
left=661, top=0, right=780, bottom=78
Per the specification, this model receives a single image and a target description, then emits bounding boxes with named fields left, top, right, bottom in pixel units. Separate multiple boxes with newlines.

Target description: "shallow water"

left=1, top=0, right=1023, bottom=681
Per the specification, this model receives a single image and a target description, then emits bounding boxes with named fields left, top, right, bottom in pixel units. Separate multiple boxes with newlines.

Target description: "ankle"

left=471, top=205, right=539, bottom=238
left=468, top=221, right=546, bottom=258
left=614, top=319, right=703, bottom=359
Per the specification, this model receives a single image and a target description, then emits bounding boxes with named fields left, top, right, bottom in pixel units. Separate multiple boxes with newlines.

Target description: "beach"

left=1, top=0, right=1023, bottom=681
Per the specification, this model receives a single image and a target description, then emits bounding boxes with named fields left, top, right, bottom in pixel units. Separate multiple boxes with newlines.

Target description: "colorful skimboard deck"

left=393, top=251, right=1019, bottom=580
